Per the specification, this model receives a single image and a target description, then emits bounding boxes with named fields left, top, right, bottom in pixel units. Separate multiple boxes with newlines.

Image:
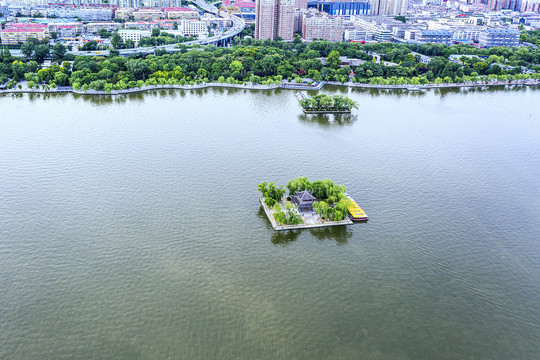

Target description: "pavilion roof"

left=295, top=190, right=316, bottom=201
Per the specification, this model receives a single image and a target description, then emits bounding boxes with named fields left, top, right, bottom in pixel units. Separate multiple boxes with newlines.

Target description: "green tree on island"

left=299, top=94, right=358, bottom=112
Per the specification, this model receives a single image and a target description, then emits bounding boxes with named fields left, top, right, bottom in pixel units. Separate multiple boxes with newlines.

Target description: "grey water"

left=1, top=86, right=539, bottom=359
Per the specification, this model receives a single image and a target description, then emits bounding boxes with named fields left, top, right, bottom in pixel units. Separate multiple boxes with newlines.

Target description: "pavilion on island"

left=292, top=190, right=316, bottom=212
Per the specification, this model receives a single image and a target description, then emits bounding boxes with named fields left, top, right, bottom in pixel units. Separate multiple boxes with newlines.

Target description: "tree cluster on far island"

left=299, top=94, right=358, bottom=112
left=258, top=177, right=354, bottom=225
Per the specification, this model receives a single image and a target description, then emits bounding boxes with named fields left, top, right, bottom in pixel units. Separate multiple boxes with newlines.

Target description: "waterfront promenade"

left=2, top=79, right=539, bottom=96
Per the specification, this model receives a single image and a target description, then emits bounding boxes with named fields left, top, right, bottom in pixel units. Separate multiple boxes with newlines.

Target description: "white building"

left=118, top=29, right=151, bottom=45
left=84, top=22, right=122, bottom=34
left=479, top=29, right=520, bottom=47
left=180, top=20, right=208, bottom=37
left=344, top=29, right=374, bottom=41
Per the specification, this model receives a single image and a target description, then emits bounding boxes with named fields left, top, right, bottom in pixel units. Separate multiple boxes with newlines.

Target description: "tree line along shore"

left=1, top=37, right=540, bottom=93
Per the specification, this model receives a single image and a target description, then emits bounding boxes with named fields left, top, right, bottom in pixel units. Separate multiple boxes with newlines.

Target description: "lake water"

left=1, top=86, right=539, bottom=359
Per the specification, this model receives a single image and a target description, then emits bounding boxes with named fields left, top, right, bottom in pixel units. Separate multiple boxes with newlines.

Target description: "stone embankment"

left=1, top=79, right=539, bottom=96
left=326, top=79, right=540, bottom=89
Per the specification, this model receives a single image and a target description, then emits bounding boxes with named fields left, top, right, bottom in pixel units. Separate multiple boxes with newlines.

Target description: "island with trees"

left=258, top=177, right=362, bottom=230
left=298, top=93, right=358, bottom=114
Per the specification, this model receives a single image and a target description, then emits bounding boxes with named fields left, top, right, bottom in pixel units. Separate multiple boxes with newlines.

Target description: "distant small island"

left=298, top=94, right=358, bottom=114
left=258, top=177, right=367, bottom=231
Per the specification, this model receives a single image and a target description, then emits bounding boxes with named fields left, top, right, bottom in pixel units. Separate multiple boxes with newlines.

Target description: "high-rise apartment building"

left=521, top=0, right=540, bottom=11
left=307, top=1, right=371, bottom=16
left=277, top=0, right=294, bottom=40
left=487, top=0, right=522, bottom=10
left=295, top=0, right=308, bottom=9
left=370, top=0, right=407, bottom=15
left=255, top=0, right=294, bottom=41
left=302, top=12, right=343, bottom=42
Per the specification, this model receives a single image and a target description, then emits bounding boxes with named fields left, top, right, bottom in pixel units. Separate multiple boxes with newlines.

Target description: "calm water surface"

left=1, top=87, right=539, bottom=359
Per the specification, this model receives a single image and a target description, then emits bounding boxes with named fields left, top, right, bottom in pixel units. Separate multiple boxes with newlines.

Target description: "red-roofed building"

left=133, top=8, right=165, bottom=21
left=1, top=23, right=49, bottom=45
left=162, top=7, right=199, bottom=19
left=57, top=25, right=77, bottom=39
left=125, top=21, right=160, bottom=30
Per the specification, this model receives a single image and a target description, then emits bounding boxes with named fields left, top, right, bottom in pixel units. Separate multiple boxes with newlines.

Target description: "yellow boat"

left=347, top=196, right=368, bottom=221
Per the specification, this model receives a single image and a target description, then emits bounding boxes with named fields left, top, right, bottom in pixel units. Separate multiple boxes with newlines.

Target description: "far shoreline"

left=1, top=79, right=539, bottom=96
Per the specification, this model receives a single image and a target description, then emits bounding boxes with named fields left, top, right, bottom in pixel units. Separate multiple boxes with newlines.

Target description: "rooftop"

left=161, top=7, right=196, bottom=11
left=1, top=28, right=47, bottom=33
left=485, top=28, right=520, bottom=34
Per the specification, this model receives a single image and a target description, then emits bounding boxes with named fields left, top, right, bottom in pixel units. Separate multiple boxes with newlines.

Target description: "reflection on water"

left=271, top=230, right=301, bottom=245
left=15, top=83, right=535, bottom=107
left=309, top=225, right=352, bottom=244
left=270, top=226, right=352, bottom=245
left=298, top=113, right=358, bottom=128
left=260, top=206, right=353, bottom=245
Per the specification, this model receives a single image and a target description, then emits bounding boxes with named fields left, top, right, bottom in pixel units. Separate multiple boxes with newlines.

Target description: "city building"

left=404, top=29, right=419, bottom=40
left=295, top=0, right=308, bottom=9
left=416, top=30, right=452, bottom=44
left=370, top=0, right=408, bottom=15
left=47, top=5, right=115, bottom=21
left=200, top=15, right=233, bottom=29
left=115, top=7, right=135, bottom=20
left=57, top=25, right=77, bottom=39
left=154, top=20, right=179, bottom=30
left=112, top=0, right=143, bottom=7
left=48, top=22, right=84, bottom=35
left=255, top=0, right=294, bottom=41
left=118, top=29, right=151, bottom=45
left=84, top=22, right=122, bottom=34
left=521, top=0, right=540, bottom=12
left=478, top=28, right=519, bottom=47
left=348, top=17, right=393, bottom=42
left=307, top=1, right=370, bottom=16
left=133, top=8, right=165, bottom=21
left=344, top=28, right=374, bottom=42
left=0, top=23, right=49, bottom=45
left=124, top=21, right=160, bottom=30
left=162, top=7, right=199, bottom=19
left=487, top=0, right=523, bottom=10
left=180, top=19, right=208, bottom=37
left=452, top=28, right=482, bottom=42
left=302, top=11, right=343, bottom=41
left=146, top=0, right=184, bottom=6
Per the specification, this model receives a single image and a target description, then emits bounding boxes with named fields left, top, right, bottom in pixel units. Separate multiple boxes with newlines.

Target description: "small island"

left=258, top=177, right=367, bottom=231
left=298, top=93, right=358, bottom=114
